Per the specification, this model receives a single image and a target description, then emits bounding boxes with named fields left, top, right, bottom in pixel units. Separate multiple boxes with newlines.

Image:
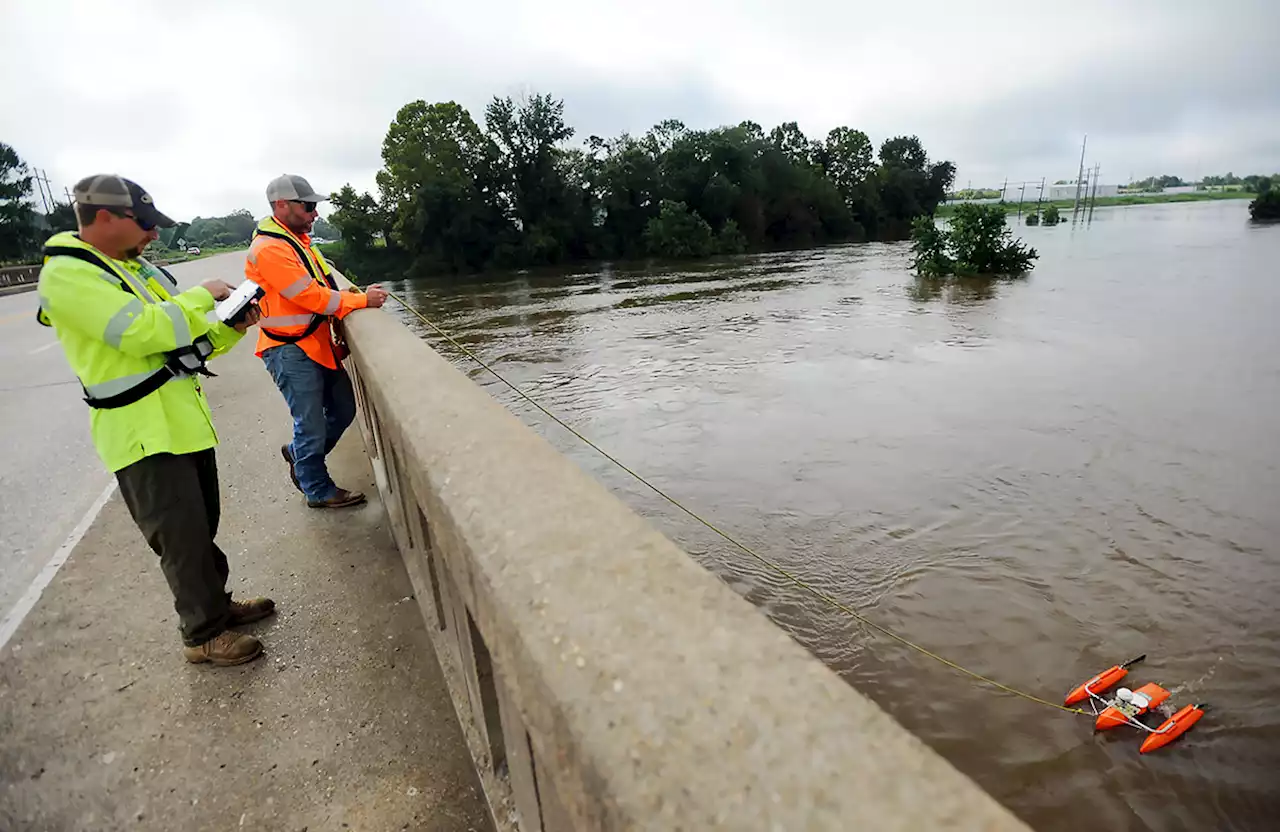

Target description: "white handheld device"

left=215, top=279, right=265, bottom=326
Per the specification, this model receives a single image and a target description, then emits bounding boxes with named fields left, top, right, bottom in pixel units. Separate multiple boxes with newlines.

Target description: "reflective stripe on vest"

left=83, top=367, right=168, bottom=400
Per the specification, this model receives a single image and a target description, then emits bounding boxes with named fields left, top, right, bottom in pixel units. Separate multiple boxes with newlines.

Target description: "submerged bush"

left=912, top=204, right=1038, bottom=277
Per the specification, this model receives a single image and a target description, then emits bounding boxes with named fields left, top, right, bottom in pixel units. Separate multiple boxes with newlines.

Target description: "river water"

left=386, top=199, right=1280, bottom=831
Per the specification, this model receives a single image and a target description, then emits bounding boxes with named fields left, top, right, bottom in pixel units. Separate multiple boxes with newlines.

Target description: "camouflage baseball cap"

left=73, top=174, right=176, bottom=229
left=265, top=174, right=328, bottom=203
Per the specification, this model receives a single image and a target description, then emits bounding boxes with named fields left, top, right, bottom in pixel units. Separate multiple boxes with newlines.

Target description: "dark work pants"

left=116, top=449, right=231, bottom=647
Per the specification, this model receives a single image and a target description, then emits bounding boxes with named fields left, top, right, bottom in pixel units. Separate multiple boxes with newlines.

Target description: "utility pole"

left=1072, top=134, right=1088, bottom=221
left=64, top=187, right=73, bottom=204
left=32, top=168, right=52, bottom=213
left=1088, top=163, right=1101, bottom=222
left=1036, top=176, right=1045, bottom=214
left=1016, top=182, right=1026, bottom=218
left=1001, top=177, right=1008, bottom=203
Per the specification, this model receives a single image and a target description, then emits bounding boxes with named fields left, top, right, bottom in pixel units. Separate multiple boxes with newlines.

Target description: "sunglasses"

left=108, top=208, right=157, bottom=231
left=290, top=200, right=318, bottom=212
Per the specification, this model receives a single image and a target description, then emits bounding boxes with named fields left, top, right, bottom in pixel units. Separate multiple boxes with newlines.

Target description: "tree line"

left=327, top=94, right=956, bottom=278
left=1, top=141, right=341, bottom=264
left=169, top=211, right=340, bottom=250
left=1200, top=172, right=1276, bottom=191
left=1124, top=172, right=1277, bottom=192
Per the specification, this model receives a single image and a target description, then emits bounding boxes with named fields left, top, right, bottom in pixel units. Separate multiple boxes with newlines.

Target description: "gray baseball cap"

left=266, top=174, right=328, bottom=204
left=73, top=174, right=176, bottom=229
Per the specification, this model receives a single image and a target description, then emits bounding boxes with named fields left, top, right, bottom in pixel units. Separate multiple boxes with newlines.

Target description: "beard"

left=123, top=242, right=148, bottom=259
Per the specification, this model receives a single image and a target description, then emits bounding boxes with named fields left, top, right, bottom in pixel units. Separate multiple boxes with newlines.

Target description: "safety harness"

left=253, top=227, right=338, bottom=344
left=39, top=245, right=215, bottom=409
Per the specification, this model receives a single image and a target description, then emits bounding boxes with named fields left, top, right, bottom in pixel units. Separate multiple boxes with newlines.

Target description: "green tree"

left=879, top=135, right=929, bottom=172
left=910, top=217, right=953, bottom=277
left=223, top=209, right=256, bottom=242
left=591, top=133, right=662, bottom=258
left=873, top=136, right=953, bottom=237
left=1127, top=174, right=1186, bottom=192
left=185, top=210, right=254, bottom=247
left=1202, top=172, right=1242, bottom=187
left=947, top=204, right=1037, bottom=275
left=329, top=185, right=381, bottom=251
left=1, top=142, right=38, bottom=264
left=768, top=122, right=812, bottom=167
left=312, top=215, right=341, bottom=240
left=817, top=128, right=875, bottom=191
left=485, top=93, right=583, bottom=264
left=1042, top=204, right=1061, bottom=225
left=643, top=200, right=714, bottom=258
left=716, top=218, right=747, bottom=254
left=45, top=201, right=78, bottom=234
left=159, top=222, right=190, bottom=249
left=378, top=100, right=510, bottom=270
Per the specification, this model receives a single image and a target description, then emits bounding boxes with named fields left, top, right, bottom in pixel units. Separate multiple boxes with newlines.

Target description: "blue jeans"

left=261, top=344, right=357, bottom=502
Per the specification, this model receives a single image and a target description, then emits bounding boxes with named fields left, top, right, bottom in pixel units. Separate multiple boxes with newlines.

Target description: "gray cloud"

left=2, top=0, right=1276, bottom=219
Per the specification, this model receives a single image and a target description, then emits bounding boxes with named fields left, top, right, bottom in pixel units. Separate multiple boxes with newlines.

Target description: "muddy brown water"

left=387, top=199, right=1280, bottom=831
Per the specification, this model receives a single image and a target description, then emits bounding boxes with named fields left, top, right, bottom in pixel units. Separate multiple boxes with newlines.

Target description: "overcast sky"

left=2, top=0, right=1277, bottom=220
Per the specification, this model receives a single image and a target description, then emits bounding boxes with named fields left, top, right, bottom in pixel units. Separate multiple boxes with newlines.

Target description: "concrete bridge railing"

left=338, top=275, right=1028, bottom=831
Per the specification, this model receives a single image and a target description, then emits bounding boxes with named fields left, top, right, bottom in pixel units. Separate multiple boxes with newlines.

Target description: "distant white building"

left=948, top=180, right=1121, bottom=206
left=1024, top=183, right=1119, bottom=201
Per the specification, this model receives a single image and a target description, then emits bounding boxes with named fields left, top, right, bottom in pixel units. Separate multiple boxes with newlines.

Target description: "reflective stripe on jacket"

left=246, top=216, right=367, bottom=369
left=37, top=231, right=245, bottom=472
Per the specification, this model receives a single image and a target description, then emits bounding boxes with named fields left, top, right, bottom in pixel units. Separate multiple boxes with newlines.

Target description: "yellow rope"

left=389, top=290, right=1088, bottom=716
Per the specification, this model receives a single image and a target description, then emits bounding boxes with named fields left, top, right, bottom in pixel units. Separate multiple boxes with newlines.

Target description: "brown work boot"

left=228, top=596, right=276, bottom=626
left=307, top=488, right=367, bottom=509
left=182, top=631, right=263, bottom=666
left=281, top=444, right=302, bottom=493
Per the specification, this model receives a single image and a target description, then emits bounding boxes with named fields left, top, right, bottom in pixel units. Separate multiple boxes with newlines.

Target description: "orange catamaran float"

left=1064, top=654, right=1207, bottom=753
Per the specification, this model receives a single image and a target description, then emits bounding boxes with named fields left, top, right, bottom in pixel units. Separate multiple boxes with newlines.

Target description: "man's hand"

left=232, top=304, right=261, bottom=334
left=364, top=284, right=388, bottom=308
left=201, top=279, right=235, bottom=301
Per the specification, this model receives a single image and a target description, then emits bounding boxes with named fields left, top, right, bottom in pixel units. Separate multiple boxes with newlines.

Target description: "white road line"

left=0, top=480, right=117, bottom=652
left=28, top=341, right=59, bottom=355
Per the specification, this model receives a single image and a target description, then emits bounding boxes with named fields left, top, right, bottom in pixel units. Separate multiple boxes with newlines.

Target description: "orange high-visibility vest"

left=246, top=216, right=367, bottom=369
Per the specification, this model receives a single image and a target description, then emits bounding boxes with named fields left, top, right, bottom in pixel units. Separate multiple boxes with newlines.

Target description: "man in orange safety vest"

left=246, top=174, right=388, bottom=508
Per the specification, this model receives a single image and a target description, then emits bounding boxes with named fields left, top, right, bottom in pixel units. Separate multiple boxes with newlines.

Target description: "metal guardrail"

left=336, top=273, right=1028, bottom=832
left=0, top=265, right=41, bottom=288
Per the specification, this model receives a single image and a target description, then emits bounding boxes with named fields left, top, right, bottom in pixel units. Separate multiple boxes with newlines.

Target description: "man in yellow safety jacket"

left=38, top=174, right=272, bottom=666
left=247, top=174, right=386, bottom=508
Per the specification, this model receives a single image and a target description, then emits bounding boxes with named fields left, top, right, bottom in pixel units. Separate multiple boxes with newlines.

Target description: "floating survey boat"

left=1065, top=656, right=1205, bottom=753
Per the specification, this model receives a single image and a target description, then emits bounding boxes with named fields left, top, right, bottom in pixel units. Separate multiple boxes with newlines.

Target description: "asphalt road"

left=0, top=251, right=248, bottom=626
